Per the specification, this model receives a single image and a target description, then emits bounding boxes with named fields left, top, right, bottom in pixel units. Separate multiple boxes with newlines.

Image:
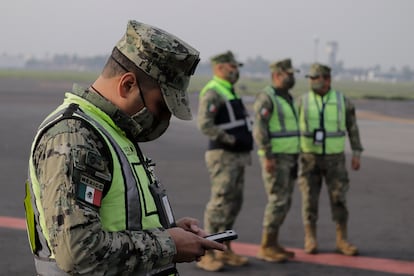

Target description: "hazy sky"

left=2, top=0, right=413, bottom=69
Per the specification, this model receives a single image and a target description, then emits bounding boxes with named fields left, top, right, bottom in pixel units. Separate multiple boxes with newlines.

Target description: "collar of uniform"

left=71, top=84, right=141, bottom=141
left=71, top=84, right=118, bottom=116
left=272, top=86, right=289, bottom=96
left=271, top=86, right=293, bottom=104
left=213, top=76, right=233, bottom=90
left=312, top=87, right=334, bottom=99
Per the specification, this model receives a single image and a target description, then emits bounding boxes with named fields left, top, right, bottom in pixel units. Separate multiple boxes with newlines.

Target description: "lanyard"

left=314, top=92, right=331, bottom=128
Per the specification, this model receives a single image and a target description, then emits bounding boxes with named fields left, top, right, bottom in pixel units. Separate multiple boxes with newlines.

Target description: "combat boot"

left=196, top=250, right=224, bottom=272
left=304, top=224, right=318, bottom=254
left=274, top=243, right=295, bottom=258
left=256, top=230, right=289, bottom=263
left=336, top=223, right=359, bottom=256
left=274, top=234, right=295, bottom=258
left=216, top=241, right=249, bottom=266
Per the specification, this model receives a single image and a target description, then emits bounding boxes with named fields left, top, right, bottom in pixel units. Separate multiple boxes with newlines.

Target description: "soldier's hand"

left=167, top=227, right=226, bottom=263
left=226, top=134, right=236, bottom=145
left=351, top=156, right=360, bottom=171
left=264, top=157, right=276, bottom=173
left=176, top=217, right=208, bottom=237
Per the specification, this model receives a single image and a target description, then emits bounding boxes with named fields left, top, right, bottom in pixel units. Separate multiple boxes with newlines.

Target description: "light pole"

left=313, top=36, right=319, bottom=62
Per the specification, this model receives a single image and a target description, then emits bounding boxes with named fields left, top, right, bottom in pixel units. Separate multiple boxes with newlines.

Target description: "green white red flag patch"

left=77, top=175, right=104, bottom=207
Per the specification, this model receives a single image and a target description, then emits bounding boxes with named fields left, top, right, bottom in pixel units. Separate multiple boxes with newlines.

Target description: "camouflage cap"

left=269, top=58, right=299, bottom=73
left=210, top=51, right=243, bottom=67
left=305, top=63, right=331, bottom=78
left=115, top=20, right=200, bottom=120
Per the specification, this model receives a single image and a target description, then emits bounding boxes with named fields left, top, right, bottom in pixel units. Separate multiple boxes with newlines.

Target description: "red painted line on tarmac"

left=2, top=217, right=413, bottom=275
left=232, top=242, right=414, bottom=275
left=0, top=216, right=26, bottom=230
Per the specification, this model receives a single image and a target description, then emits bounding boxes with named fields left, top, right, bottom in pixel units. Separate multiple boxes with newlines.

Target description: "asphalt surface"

left=0, top=78, right=413, bottom=275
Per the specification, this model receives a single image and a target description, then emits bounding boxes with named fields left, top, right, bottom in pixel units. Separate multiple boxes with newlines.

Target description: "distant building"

left=0, top=53, right=26, bottom=68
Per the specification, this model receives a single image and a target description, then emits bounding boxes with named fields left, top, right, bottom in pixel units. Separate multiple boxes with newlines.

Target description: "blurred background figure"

left=297, top=63, right=363, bottom=256
left=197, top=51, right=253, bottom=272
left=253, top=58, right=300, bottom=263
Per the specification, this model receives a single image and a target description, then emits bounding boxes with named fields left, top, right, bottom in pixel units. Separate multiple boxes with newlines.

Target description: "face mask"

left=131, top=107, right=170, bottom=142
left=282, top=75, right=295, bottom=89
left=311, top=80, right=325, bottom=92
left=227, top=69, right=240, bottom=84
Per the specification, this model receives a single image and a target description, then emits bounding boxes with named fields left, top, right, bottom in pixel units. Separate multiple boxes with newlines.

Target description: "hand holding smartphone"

left=205, top=230, right=238, bottom=243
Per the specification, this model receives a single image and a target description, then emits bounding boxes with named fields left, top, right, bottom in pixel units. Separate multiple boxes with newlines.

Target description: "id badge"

left=313, top=128, right=325, bottom=145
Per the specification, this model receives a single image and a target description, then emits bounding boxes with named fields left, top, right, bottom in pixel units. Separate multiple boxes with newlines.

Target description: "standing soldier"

left=196, top=51, right=253, bottom=272
left=298, top=63, right=363, bottom=256
left=253, top=59, right=300, bottom=263
left=23, top=20, right=225, bottom=276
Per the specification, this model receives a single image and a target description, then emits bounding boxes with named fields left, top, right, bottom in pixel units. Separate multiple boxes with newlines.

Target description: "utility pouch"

left=149, top=180, right=176, bottom=228
left=313, top=128, right=325, bottom=145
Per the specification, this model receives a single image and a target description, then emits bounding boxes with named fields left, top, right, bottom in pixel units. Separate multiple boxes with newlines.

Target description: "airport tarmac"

left=0, top=79, right=413, bottom=275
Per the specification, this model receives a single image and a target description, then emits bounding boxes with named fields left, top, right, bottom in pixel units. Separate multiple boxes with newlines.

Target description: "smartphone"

left=205, top=230, right=238, bottom=243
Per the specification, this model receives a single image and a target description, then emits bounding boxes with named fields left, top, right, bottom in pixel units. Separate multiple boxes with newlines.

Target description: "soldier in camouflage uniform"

left=297, top=63, right=363, bottom=256
left=196, top=51, right=253, bottom=272
left=23, top=20, right=225, bottom=276
left=253, top=59, right=300, bottom=263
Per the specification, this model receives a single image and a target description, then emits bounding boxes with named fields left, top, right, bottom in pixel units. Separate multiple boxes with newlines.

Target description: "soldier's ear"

left=118, top=72, right=137, bottom=98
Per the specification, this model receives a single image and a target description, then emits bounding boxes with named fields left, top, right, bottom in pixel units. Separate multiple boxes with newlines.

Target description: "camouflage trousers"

left=203, top=149, right=251, bottom=234
left=298, top=153, right=350, bottom=225
left=260, top=154, right=298, bottom=232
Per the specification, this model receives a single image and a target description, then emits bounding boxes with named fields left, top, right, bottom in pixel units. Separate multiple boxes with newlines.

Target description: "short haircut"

left=101, top=47, right=157, bottom=90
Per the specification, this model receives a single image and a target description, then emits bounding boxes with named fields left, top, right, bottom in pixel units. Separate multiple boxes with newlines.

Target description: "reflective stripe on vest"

left=258, top=87, right=300, bottom=155
left=219, top=100, right=251, bottom=130
left=299, top=90, right=346, bottom=154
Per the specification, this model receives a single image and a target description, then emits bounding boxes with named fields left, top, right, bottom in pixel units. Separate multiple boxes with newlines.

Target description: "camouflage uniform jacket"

left=29, top=85, right=176, bottom=275
left=297, top=89, right=364, bottom=157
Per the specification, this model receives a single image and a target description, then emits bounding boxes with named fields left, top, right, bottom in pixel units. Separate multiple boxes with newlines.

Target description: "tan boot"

left=256, top=230, right=289, bottom=263
left=196, top=250, right=224, bottom=272
left=275, top=244, right=295, bottom=258
left=336, top=223, right=358, bottom=256
left=216, top=241, right=249, bottom=266
left=274, top=230, right=295, bottom=259
left=304, top=224, right=318, bottom=254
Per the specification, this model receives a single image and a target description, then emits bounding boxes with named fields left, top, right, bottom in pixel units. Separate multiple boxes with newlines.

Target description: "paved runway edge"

left=2, top=216, right=413, bottom=275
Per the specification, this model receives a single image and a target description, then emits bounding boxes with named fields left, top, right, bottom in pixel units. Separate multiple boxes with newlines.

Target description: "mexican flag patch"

left=208, top=103, right=217, bottom=113
left=77, top=174, right=104, bottom=207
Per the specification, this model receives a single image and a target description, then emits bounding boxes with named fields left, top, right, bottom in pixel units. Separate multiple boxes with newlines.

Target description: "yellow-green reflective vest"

left=299, top=89, right=346, bottom=154
left=200, top=76, right=240, bottom=100
left=25, top=93, right=164, bottom=259
left=258, top=86, right=300, bottom=156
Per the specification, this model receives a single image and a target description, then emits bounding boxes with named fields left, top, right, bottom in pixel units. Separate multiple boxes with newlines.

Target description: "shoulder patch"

left=208, top=103, right=217, bottom=113
left=260, top=108, right=270, bottom=118
left=77, top=174, right=104, bottom=207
